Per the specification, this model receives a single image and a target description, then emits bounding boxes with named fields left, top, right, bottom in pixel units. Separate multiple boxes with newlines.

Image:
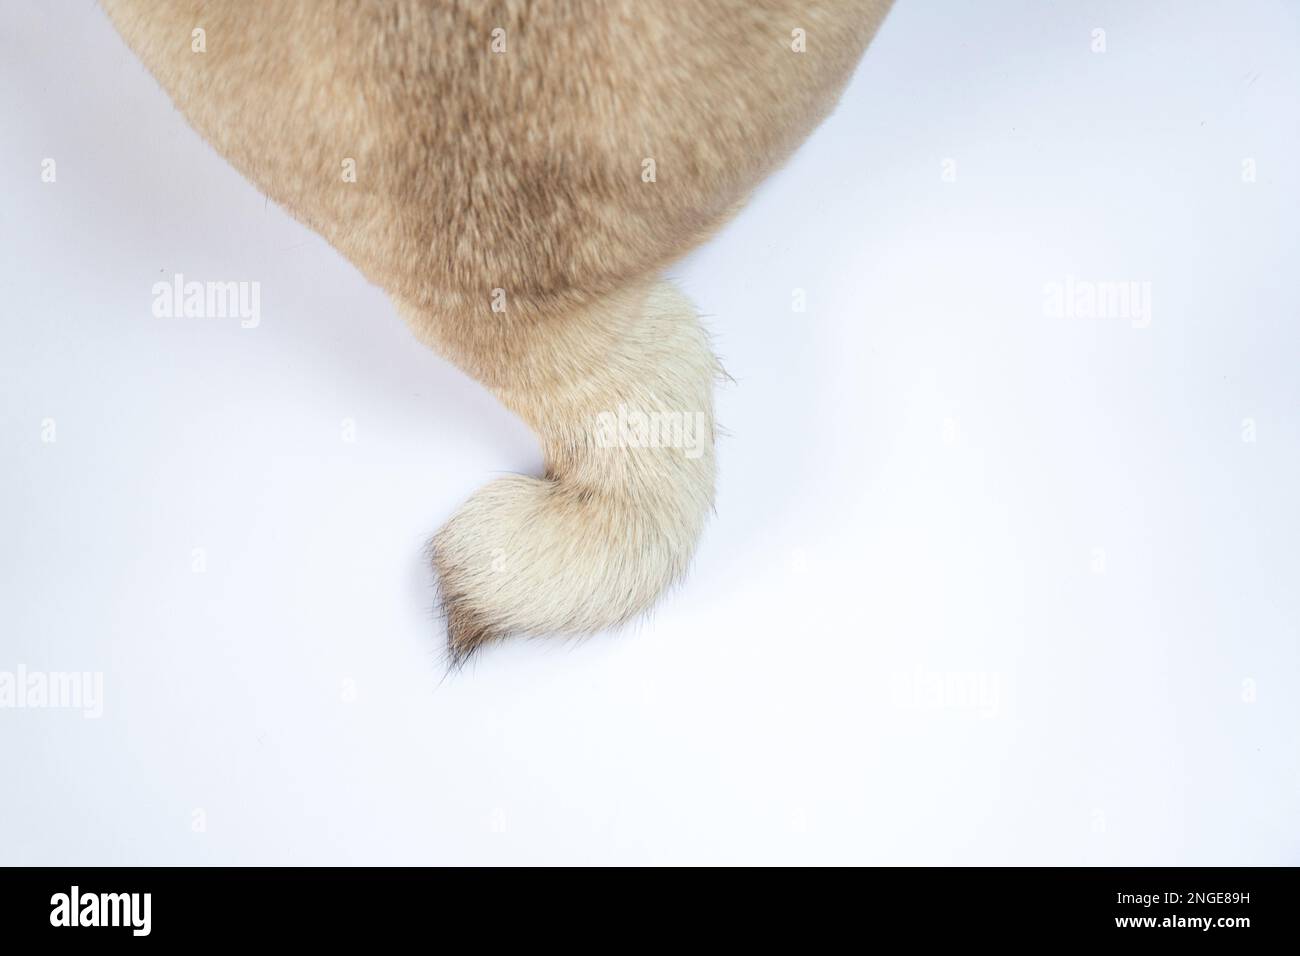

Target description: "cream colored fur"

left=100, top=0, right=892, bottom=661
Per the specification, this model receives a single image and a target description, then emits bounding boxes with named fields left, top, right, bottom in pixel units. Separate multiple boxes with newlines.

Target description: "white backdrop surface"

left=1, top=1, right=1297, bottom=864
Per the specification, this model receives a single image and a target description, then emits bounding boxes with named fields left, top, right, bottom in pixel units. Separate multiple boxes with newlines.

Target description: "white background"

left=2, top=1, right=1297, bottom=865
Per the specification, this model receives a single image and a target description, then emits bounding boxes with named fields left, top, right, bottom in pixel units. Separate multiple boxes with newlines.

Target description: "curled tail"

left=415, top=280, right=718, bottom=662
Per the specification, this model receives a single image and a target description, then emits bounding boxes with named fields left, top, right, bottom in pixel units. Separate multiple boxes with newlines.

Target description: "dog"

left=101, top=0, right=892, bottom=661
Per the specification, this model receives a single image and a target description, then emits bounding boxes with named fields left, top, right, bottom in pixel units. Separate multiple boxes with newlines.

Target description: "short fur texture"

left=101, top=0, right=892, bottom=661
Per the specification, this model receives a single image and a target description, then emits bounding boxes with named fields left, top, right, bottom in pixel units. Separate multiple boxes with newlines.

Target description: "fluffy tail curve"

left=417, top=280, right=718, bottom=662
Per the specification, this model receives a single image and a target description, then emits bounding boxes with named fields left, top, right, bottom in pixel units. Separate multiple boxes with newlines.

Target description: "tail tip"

left=434, top=568, right=502, bottom=668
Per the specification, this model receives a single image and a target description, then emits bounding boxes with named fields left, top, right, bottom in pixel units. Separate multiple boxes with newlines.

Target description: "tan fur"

left=100, top=0, right=892, bottom=661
